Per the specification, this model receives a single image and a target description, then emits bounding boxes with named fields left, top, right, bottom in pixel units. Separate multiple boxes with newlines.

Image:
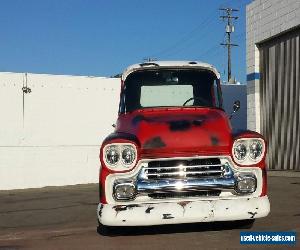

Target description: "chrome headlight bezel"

left=103, top=143, right=138, bottom=171
left=232, top=138, right=265, bottom=165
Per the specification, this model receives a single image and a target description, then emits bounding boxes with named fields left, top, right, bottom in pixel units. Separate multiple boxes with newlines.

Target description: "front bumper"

left=97, top=196, right=270, bottom=226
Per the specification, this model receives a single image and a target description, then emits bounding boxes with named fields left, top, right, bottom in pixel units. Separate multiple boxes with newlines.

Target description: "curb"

left=267, top=170, right=300, bottom=178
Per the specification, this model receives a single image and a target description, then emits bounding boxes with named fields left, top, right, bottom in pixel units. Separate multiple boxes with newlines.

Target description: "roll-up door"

left=259, top=27, right=300, bottom=170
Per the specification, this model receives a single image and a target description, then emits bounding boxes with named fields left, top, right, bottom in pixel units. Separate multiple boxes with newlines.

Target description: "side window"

left=118, top=90, right=126, bottom=114
left=213, top=79, right=223, bottom=108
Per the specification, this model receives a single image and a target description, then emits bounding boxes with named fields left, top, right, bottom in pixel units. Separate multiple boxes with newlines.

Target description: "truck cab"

left=97, top=61, right=270, bottom=227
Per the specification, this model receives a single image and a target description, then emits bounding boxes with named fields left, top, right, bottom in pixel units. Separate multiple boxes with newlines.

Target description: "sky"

left=0, top=0, right=252, bottom=83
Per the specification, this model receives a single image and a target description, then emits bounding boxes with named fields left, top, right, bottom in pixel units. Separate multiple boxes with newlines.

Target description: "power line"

left=161, top=21, right=221, bottom=58
left=197, top=43, right=220, bottom=58
left=194, top=32, right=226, bottom=61
left=149, top=0, right=244, bottom=60
left=150, top=9, right=217, bottom=58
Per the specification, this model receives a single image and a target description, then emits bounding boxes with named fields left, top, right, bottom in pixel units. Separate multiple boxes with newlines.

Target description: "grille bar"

left=146, top=170, right=223, bottom=176
left=146, top=164, right=223, bottom=170
left=142, top=158, right=225, bottom=180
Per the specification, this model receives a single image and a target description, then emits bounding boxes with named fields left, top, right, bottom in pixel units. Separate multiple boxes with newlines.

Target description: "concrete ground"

left=0, top=174, right=299, bottom=250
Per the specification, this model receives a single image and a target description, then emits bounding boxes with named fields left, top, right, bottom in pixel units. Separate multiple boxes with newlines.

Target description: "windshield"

left=119, top=69, right=222, bottom=113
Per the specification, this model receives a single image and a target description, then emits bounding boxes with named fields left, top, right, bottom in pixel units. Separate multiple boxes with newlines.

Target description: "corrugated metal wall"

left=259, top=27, right=300, bottom=170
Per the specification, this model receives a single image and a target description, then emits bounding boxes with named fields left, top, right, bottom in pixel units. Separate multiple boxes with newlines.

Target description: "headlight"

left=121, top=145, right=136, bottom=165
left=233, top=142, right=248, bottom=161
left=249, top=140, right=263, bottom=160
left=232, top=138, right=265, bottom=165
left=103, top=143, right=137, bottom=170
left=105, top=145, right=120, bottom=166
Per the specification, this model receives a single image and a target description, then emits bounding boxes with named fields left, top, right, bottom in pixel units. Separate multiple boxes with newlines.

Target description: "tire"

left=97, top=221, right=112, bottom=236
left=236, top=219, right=255, bottom=229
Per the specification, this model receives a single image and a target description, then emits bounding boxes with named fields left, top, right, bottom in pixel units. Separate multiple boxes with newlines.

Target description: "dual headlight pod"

left=103, top=143, right=137, bottom=170
left=232, top=138, right=265, bottom=165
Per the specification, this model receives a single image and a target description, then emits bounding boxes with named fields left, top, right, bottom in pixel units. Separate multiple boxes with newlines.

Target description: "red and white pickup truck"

left=97, top=61, right=270, bottom=229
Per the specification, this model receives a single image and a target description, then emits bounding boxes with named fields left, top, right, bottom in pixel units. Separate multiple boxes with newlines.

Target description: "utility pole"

left=220, top=8, right=238, bottom=83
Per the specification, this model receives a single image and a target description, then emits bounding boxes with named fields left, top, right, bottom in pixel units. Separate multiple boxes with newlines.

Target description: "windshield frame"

left=119, top=68, right=223, bottom=114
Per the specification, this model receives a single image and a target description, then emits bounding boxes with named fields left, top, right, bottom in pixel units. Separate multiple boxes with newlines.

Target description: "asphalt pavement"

left=0, top=174, right=299, bottom=250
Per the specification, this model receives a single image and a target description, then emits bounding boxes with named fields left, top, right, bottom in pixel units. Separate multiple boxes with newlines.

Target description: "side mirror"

left=229, top=100, right=240, bottom=119
left=233, top=100, right=240, bottom=112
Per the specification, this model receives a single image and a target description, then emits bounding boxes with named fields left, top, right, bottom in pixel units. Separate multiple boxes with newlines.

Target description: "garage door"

left=259, top=28, right=300, bottom=170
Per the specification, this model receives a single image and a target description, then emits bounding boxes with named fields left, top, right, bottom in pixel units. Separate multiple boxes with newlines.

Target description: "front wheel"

left=97, top=218, right=113, bottom=236
left=236, top=219, right=255, bottom=229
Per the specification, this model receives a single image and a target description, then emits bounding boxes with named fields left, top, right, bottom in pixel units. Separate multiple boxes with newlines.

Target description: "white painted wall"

left=0, top=72, right=120, bottom=190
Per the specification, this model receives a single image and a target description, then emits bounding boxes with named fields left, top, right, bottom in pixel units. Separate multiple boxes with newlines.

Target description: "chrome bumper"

left=98, top=196, right=270, bottom=226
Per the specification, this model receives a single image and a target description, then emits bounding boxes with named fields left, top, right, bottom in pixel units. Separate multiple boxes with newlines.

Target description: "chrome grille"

left=143, top=158, right=224, bottom=180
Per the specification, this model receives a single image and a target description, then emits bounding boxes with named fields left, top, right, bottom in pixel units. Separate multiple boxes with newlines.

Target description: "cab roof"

left=122, top=61, right=220, bottom=81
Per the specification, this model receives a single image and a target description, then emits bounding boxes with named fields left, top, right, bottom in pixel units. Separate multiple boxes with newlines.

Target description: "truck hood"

left=116, top=108, right=232, bottom=157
